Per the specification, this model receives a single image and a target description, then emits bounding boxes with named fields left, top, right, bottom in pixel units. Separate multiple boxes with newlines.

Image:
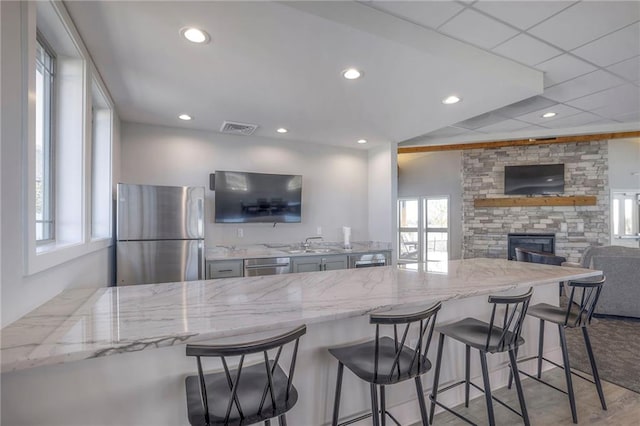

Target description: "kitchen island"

left=1, top=259, right=600, bottom=425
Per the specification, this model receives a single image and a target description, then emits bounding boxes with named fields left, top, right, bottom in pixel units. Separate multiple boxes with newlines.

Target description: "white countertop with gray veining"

left=205, top=241, right=391, bottom=260
left=0, top=259, right=600, bottom=372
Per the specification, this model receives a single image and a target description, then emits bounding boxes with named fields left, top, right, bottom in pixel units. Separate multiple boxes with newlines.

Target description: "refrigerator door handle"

left=199, top=241, right=204, bottom=280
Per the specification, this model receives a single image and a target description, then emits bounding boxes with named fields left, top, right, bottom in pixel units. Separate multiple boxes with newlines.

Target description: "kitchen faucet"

left=302, top=236, right=323, bottom=249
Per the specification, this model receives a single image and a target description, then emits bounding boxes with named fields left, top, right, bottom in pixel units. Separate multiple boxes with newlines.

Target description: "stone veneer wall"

left=462, top=141, right=610, bottom=263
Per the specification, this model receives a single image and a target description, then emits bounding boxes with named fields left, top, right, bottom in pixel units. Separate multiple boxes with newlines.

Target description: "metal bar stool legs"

left=510, top=276, right=607, bottom=424
left=558, top=324, right=578, bottom=423
left=583, top=327, right=607, bottom=410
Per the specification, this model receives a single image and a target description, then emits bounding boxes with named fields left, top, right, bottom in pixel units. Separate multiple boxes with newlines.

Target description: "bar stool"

left=329, top=301, right=442, bottom=426
left=184, top=325, right=306, bottom=426
left=509, top=276, right=607, bottom=424
left=429, top=288, right=533, bottom=426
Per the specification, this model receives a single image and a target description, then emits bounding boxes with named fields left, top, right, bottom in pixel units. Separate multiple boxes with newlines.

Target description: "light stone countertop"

left=205, top=241, right=391, bottom=261
left=0, top=258, right=600, bottom=372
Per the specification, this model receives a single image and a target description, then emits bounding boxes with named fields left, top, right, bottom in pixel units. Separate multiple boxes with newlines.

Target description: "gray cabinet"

left=206, top=260, right=243, bottom=279
left=291, top=255, right=348, bottom=273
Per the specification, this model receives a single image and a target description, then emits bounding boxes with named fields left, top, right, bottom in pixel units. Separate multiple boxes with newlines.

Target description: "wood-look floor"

left=425, top=367, right=640, bottom=425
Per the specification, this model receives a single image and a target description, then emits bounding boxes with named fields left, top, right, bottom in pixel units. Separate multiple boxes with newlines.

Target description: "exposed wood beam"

left=398, top=130, right=640, bottom=154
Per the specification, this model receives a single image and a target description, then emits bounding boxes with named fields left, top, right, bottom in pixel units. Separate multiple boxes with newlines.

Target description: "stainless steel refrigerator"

left=116, top=183, right=205, bottom=286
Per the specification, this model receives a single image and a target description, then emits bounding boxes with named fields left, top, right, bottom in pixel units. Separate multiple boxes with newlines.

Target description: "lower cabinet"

left=291, top=255, right=348, bottom=273
left=206, top=260, right=243, bottom=279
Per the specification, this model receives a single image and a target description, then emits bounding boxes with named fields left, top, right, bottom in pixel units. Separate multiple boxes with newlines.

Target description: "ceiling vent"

left=220, top=121, right=258, bottom=136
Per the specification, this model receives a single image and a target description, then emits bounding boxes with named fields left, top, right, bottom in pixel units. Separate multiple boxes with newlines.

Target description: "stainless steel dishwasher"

left=244, top=257, right=291, bottom=276
left=348, top=252, right=391, bottom=268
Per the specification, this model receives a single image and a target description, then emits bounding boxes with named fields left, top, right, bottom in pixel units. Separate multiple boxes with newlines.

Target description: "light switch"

left=237, top=228, right=244, bottom=238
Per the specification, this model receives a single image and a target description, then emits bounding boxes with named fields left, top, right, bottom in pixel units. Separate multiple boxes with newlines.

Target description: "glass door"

left=398, top=196, right=449, bottom=265
left=612, top=191, right=640, bottom=248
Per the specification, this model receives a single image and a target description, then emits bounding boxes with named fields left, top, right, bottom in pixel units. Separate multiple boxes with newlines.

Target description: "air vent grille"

left=220, top=121, right=258, bottom=136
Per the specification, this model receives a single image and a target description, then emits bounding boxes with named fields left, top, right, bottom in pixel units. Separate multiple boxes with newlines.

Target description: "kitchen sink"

left=286, top=248, right=336, bottom=254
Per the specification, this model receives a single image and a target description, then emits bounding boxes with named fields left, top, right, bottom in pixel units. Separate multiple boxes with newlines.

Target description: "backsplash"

left=462, top=141, right=610, bottom=263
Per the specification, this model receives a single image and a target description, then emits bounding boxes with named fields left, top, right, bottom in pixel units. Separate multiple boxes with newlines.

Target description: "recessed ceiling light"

left=357, top=139, right=367, bottom=144
left=276, top=128, right=288, bottom=134
left=178, top=114, right=192, bottom=121
left=542, top=112, right=557, bottom=118
left=180, top=27, right=211, bottom=44
left=342, top=68, right=363, bottom=80
left=442, top=95, right=461, bottom=105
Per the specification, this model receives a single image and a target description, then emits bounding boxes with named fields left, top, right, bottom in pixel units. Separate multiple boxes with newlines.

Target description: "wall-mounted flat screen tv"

left=214, top=171, right=302, bottom=223
left=504, top=164, right=564, bottom=195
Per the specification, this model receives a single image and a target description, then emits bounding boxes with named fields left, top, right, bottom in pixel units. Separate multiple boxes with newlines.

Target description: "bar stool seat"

left=329, top=336, right=431, bottom=385
left=525, top=303, right=582, bottom=325
left=429, top=288, right=533, bottom=426
left=185, top=325, right=306, bottom=426
left=436, top=318, right=525, bottom=353
left=329, top=302, right=442, bottom=426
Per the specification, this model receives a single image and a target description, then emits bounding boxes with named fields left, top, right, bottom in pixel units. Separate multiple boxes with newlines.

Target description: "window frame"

left=34, top=32, right=56, bottom=244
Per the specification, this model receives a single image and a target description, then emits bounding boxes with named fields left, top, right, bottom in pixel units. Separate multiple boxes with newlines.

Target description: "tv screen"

left=214, top=171, right=302, bottom=223
left=504, top=164, right=564, bottom=195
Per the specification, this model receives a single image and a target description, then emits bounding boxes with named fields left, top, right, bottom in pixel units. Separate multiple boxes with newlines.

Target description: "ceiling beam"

left=397, top=130, right=640, bottom=154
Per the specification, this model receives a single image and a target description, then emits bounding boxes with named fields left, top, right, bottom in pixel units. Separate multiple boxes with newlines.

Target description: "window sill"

left=27, top=238, right=112, bottom=276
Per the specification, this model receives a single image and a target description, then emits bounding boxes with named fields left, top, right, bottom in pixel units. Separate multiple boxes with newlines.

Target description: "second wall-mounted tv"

left=504, top=164, right=564, bottom=195
left=214, top=171, right=302, bottom=223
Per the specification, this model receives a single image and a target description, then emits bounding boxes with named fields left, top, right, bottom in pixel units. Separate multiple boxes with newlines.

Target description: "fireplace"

left=507, top=233, right=555, bottom=260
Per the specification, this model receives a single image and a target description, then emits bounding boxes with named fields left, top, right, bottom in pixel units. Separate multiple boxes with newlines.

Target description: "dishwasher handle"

left=245, top=263, right=290, bottom=269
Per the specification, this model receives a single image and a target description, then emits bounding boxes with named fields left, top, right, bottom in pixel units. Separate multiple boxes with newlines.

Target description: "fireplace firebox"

left=507, top=233, right=556, bottom=260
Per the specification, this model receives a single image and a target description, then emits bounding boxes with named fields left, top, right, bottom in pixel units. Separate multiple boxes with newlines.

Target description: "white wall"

left=609, top=137, right=640, bottom=189
left=120, top=122, right=370, bottom=247
left=0, top=2, right=117, bottom=326
left=397, top=151, right=463, bottom=260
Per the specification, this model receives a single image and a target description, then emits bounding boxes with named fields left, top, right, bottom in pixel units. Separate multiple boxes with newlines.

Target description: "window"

left=611, top=192, right=639, bottom=248
left=398, top=197, right=449, bottom=266
left=25, top=1, right=114, bottom=274
left=35, top=36, right=55, bottom=242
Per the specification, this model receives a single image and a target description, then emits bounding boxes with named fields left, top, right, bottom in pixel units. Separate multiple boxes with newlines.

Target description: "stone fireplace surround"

left=462, top=141, right=610, bottom=263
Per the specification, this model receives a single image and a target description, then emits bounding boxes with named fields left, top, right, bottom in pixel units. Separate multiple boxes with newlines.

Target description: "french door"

left=398, top=196, right=449, bottom=263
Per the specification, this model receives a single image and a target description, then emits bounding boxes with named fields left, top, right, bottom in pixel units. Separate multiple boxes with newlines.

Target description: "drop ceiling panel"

left=515, top=104, right=583, bottom=125
left=472, top=1, right=575, bottom=30
left=607, top=55, right=640, bottom=82
left=538, top=111, right=604, bottom=128
left=474, top=118, right=532, bottom=133
left=615, top=111, right=640, bottom=122
left=369, top=1, right=464, bottom=30
left=528, top=1, right=640, bottom=50
left=571, top=22, right=640, bottom=67
left=566, top=84, right=640, bottom=111
left=491, top=96, right=557, bottom=118
left=535, top=54, right=598, bottom=87
left=543, top=70, right=626, bottom=102
left=455, top=112, right=509, bottom=130
left=438, top=8, right=519, bottom=49
left=492, top=34, right=562, bottom=66
left=591, top=99, right=640, bottom=119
